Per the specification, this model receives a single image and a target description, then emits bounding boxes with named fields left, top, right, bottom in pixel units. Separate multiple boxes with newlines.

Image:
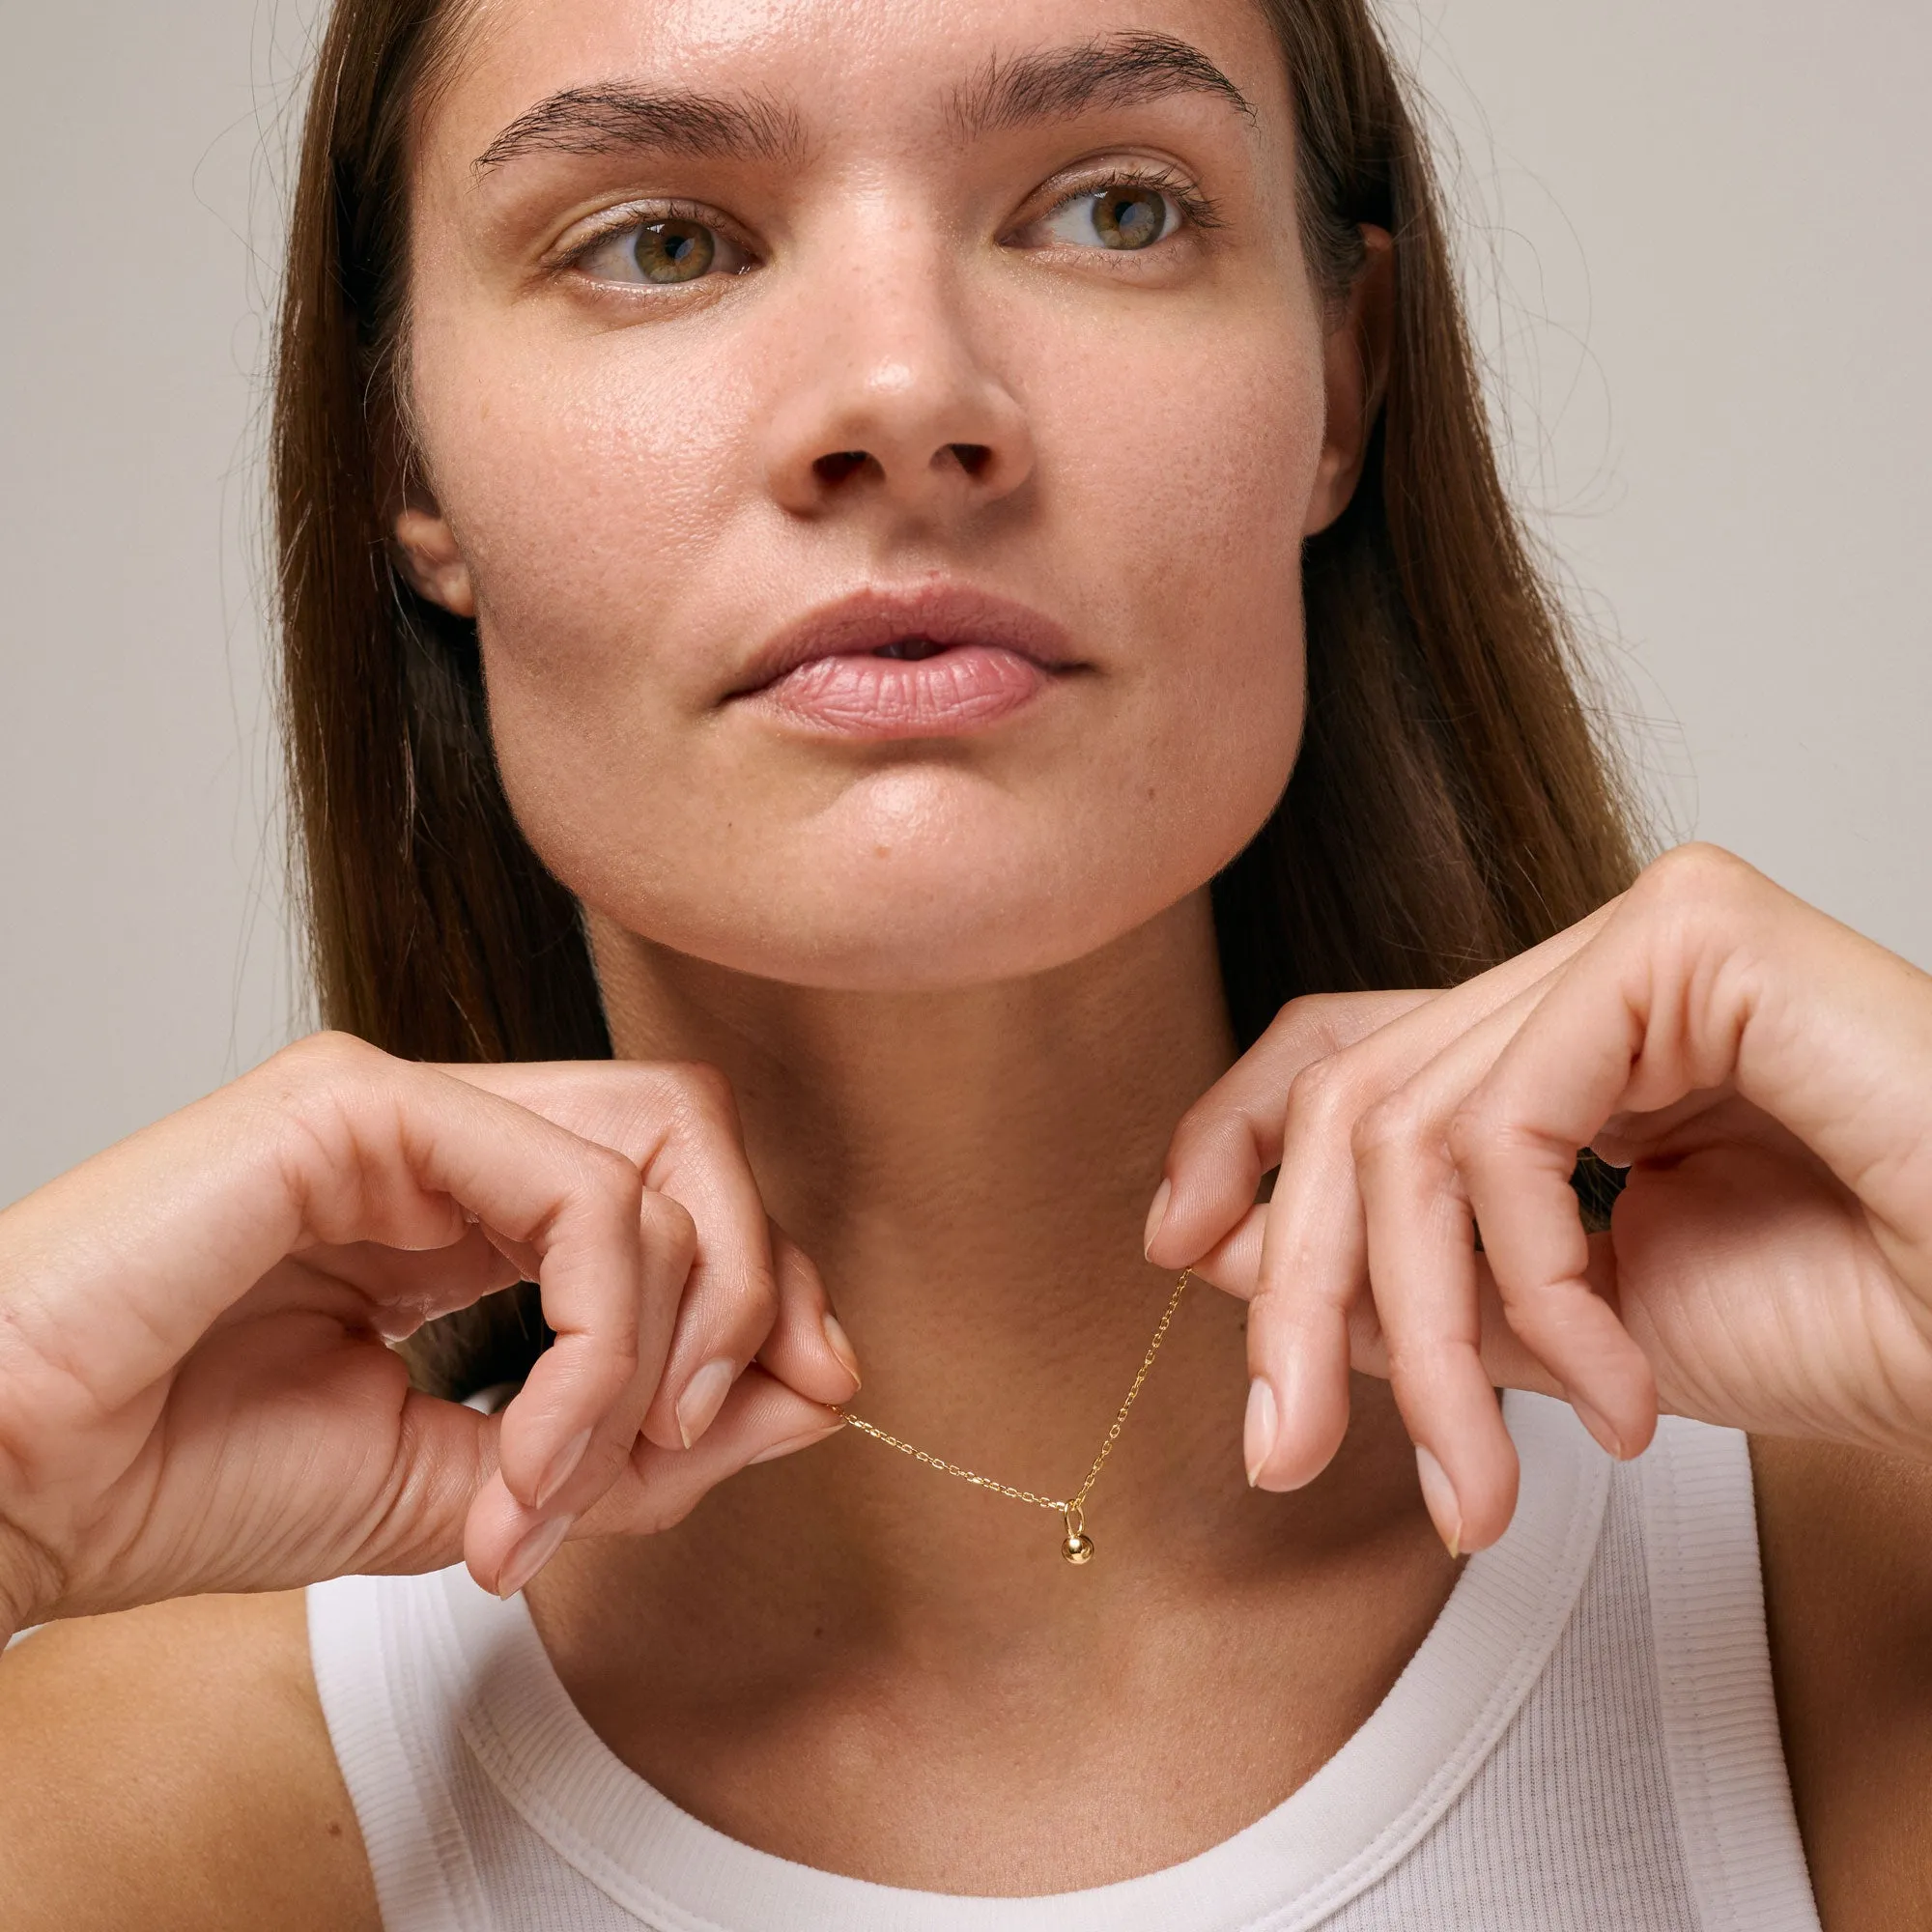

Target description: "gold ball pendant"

left=1062, top=1531, right=1095, bottom=1565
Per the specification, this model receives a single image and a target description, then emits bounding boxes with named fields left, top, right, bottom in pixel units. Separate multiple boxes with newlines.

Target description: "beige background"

left=3, top=0, right=1927, bottom=1208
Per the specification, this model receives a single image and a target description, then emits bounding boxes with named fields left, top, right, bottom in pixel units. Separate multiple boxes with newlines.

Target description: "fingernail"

left=1414, top=1446, right=1463, bottom=1559
left=821, top=1312, right=862, bottom=1387
left=534, top=1427, right=592, bottom=1510
left=1143, top=1179, right=1173, bottom=1259
left=1568, top=1395, right=1626, bottom=1460
left=675, top=1358, right=735, bottom=1449
left=1243, top=1376, right=1279, bottom=1488
left=496, top=1513, right=573, bottom=1599
left=748, top=1417, right=845, bottom=1465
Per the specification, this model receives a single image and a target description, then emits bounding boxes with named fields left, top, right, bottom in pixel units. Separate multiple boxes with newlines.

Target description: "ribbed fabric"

left=1642, top=1416, right=1821, bottom=1932
left=307, top=1393, right=1821, bottom=1931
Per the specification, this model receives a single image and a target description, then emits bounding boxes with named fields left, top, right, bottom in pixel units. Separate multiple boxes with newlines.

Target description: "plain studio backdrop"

left=2, top=0, right=1927, bottom=1208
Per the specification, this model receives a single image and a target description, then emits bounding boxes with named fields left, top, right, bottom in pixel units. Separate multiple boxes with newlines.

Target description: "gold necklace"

left=833, top=1269, right=1193, bottom=1566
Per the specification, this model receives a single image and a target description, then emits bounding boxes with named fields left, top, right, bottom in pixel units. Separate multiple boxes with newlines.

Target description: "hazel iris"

left=1092, top=187, right=1168, bottom=250
left=633, top=218, right=716, bottom=284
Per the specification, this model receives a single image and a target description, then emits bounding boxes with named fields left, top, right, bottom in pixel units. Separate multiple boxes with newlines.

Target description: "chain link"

left=835, top=1269, right=1192, bottom=1522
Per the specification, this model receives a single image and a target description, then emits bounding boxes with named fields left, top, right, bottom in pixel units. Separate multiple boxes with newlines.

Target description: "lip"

left=725, top=583, right=1082, bottom=739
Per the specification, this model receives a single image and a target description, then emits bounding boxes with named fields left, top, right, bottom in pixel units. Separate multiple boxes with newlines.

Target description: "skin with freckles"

left=2, top=0, right=1931, bottom=1925
left=395, top=0, right=1336, bottom=987
left=384, top=0, right=1456, bottom=1893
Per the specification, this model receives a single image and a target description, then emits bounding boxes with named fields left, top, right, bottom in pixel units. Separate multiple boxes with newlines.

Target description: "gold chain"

left=834, top=1269, right=1192, bottom=1566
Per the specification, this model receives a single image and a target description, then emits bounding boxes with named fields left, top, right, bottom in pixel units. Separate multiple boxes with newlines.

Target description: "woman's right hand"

left=0, top=1033, right=858, bottom=1645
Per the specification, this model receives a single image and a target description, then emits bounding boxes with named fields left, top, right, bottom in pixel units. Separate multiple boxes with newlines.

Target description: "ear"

left=391, top=502, right=477, bottom=618
left=1302, top=225, right=1395, bottom=538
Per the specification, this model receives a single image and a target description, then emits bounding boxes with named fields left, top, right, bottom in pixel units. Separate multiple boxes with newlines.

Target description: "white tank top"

left=306, top=1393, right=1821, bottom=1930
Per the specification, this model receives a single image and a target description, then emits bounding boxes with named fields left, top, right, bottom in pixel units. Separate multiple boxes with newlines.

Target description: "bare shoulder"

left=1752, top=1434, right=1932, bottom=1931
left=0, top=1587, right=381, bottom=1932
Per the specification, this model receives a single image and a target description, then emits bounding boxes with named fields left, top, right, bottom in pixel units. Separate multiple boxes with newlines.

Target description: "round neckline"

left=431, top=1392, right=1607, bottom=1932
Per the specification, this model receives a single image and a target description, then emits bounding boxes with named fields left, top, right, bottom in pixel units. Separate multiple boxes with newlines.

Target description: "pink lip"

left=726, top=584, right=1081, bottom=739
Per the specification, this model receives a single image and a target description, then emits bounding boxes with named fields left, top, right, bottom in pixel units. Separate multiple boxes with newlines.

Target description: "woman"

left=1, top=0, right=1927, bottom=1924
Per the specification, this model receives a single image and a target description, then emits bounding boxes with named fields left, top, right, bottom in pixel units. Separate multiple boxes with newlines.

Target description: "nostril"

left=813, top=450, right=871, bottom=486
left=947, top=442, right=993, bottom=478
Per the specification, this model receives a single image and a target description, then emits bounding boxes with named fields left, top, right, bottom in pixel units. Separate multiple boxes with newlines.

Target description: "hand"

left=1149, top=843, right=1932, bottom=1554
left=0, top=1035, right=857, bottom=1643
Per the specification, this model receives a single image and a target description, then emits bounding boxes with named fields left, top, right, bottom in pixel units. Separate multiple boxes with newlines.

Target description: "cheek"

left=414, top=330, right=762, bottom=670
left=1018, top=306, right=1320, bottom=814
left=408, top=293, right=1321, bottom=988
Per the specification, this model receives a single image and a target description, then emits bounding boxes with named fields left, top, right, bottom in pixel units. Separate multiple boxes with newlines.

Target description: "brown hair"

left=273, top=0, right=1643, bottom=1400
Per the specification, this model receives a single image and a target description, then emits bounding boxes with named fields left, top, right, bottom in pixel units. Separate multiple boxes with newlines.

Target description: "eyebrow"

left=472, top=31, right=1251, bottom=180
left=950, top=32, right=1254, bottom=138
left=473, top=86, right=806, bottom=175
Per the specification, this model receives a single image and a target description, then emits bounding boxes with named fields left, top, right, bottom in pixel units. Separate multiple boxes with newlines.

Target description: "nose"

left=761, top=246, right=1036, bottom=522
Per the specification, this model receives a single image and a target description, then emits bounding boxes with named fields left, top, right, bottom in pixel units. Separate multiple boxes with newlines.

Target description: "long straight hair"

left=272, top=0, right=1643, bottom=1399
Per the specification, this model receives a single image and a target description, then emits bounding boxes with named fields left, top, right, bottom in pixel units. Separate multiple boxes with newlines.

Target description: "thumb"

left=546, top=1368, right=842, bottom=1551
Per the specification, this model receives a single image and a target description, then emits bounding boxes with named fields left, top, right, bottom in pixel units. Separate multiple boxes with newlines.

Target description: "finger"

left=1148, top=990, right=1434, bottom=1270
left=23, top=1037, right=672, bottom=1548
left=292, top=1057, right=705, bottom=1556
left=1350, top=1000, right=1543, bottom=1551
left=1150, top=907, right=1625, bottom=1276
left=625, top=1067, right=785, bottom=1450
left=211, top=1223, right=523, bottom=1339
left=494, top=1183, right=696, bottom=1536
left=1184, top=1203, right=1268, bottom=1297
left=1449, top=912, right=1697, bottom=1460
left=754, top=1227, right=862, bottom=1405
left=1240, top=932, right=1620, bottom=1502
left=446, top=1061, right=851, bottom=1451
left=1242, top=1048, right=1375, bottom=1492
left=552, top=1368, right=844, bottom=1551
left=1343, top=1249, right=1570, bottom=1402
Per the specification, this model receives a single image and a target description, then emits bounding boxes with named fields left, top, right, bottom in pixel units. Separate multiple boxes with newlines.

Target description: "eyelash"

left=1030, top=163, right=1224, bottom=240
left=559, top=198, right=753, bottom=276
left=555, top=161, right=1225, bottom=283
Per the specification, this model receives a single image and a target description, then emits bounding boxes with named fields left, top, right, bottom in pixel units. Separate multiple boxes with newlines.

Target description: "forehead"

left=432, top=0, right=1291, bottom=165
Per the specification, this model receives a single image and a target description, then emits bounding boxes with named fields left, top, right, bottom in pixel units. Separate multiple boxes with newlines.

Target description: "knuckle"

left=661, top=1059, right=737, bottom=1119
left=582, top=1140, right=645, bottom=1208
left=1350, top=1089, right=1430, bottom=1166
left=1444, top=1097, right=1498, bottom=1168
left=1164, top=1095, right=1245, bottom=1169
left=1283, top=1054, right=1354, bottom=1139
left=639, top=1189, right=698, bottom=1264
left=1263, top=992, right=1346, bottom=1054
left=1634, top=840, right=1754, bottom=918
left=277, top=1028, right=384, bottom=1083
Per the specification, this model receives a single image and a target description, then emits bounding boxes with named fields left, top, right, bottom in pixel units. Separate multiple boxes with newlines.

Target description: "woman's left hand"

left=1148, top=841, right=1932, bottom=1553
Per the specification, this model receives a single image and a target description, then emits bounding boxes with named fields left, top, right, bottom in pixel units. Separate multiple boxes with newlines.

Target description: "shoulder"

left=1752, top=1434, right=1932, bottom=1930
left=0, top=1586, right=381, bottom=1932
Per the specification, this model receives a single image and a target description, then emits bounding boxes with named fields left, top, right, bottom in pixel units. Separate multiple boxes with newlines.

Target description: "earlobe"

left=1303, top=225, right=1396, bottom=538
left=391, top=506, right=477, bottom=618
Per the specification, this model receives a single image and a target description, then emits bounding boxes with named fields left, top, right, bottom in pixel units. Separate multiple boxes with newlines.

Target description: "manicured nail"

left=675, top=1358, right=735, bottom=1448
left=496, top=1513, right=573, bottom=1599
left=534, top=1427, right=592, bottom=1510
left=1243, top=1376, right=1279, bottom=1488
left=1143, top=1179, right=1173, bottom=1259
left=821, top=1311, right=862, bottom=1387
left=748, top=1418, right=846, bottom=1465
left=1414, top=1446, right=1463, bottom=1559
left=1568, top=1395, right=1626, bottom=1461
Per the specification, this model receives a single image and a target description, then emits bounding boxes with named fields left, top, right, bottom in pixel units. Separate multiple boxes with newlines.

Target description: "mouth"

left=725, top=583, right=1082, bottom=739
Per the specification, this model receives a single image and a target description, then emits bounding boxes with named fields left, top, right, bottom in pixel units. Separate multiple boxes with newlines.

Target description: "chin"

left=584, top=813, right=1254, bottom=993
left=530, top=743, right=1295, bottom=994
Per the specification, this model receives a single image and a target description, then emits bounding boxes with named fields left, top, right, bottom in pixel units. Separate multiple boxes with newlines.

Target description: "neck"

left=584, top=894, right=1253, bottom=1583
left=573, top=891, right=1419, bottom=1649
left=534, top=897, right=1451, bottom=1892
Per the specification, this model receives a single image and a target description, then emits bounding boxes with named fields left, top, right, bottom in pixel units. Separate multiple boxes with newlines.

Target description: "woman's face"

left=399, top=0, right=1373, bottom=989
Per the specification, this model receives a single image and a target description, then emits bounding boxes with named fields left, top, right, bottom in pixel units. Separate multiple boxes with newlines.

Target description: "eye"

left=575, top=213, right=752, bottom=287
left=1037, top=184, right=1182, bottom=252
